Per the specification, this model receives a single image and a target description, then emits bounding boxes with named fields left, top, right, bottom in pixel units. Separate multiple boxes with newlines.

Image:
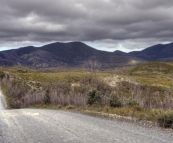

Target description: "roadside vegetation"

left=1, top=62, right=173, bottom=128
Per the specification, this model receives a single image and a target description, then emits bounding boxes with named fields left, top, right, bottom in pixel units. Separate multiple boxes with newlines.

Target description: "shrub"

left=126, top=98, right=139, bottom=107
left=103, top=106, right=110, bottom=113
left=66, top=105, right=75, bottom=110
left=43, top=89, right=51, bottom=104
left=109, top=92, right=121, bottom=107
left=57, top=105, right=62, bottom=109
left=157, top=112, right=173, bottom=128
left=0, top=71, right=5, bottom=79
left=134, top=106, right=143, bottom=111
left=87, top=89, right=101, bottom=106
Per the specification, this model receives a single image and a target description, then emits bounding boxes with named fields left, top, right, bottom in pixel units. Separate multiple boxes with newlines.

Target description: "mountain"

left=1, top=41, right=172, bottom=68
left=129, top=42, right=173, bottom=61
left=0, top=42, right=143, bottom=68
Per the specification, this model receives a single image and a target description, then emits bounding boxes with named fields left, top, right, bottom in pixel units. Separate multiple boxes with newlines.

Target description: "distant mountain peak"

left=114, top=50, right=125, bottom=53
left=130, top=42, right=173, bottom=61
left=0, top=41, right=172, bottom=68
left=0, top=41, right=142, bottom=68
left=67, top=41, right=85, bottom=44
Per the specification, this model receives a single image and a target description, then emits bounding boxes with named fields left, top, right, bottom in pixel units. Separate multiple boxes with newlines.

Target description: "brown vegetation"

left=1, top=63, right=173, bottom=128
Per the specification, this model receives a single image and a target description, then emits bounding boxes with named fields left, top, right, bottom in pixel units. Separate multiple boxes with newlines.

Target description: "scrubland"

left=1, top=62, right=173, bottom=128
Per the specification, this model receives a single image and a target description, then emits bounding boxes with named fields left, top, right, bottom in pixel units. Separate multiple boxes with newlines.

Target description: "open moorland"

left=1, top=62, right=173, bottom=128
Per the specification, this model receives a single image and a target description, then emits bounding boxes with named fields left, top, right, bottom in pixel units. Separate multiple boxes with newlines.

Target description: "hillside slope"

left=130, top=42, right=173, bottom=61
left=0, top=42, right=143, bottom=68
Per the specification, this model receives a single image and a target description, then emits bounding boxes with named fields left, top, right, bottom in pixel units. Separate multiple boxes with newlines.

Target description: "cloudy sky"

left=0, top=0, right=173, bottom=52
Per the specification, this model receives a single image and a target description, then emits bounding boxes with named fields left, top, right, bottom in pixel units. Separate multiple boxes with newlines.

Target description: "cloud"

left=0, top=0, right=172, bottom=51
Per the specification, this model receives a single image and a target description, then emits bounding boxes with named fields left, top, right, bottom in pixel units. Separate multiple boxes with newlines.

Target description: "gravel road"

left=0, top=89, right=6, bottom=110
left=0, top=91, right=173, bottom=142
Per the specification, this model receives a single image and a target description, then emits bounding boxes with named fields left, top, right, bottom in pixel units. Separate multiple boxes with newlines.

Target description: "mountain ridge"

left=0, top=41, right=172, bottom=68
left=129, top=42, right=173, bottom=61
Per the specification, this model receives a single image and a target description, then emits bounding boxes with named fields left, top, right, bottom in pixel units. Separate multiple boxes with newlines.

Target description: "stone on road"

left=0, top=109, right=173, bottom=143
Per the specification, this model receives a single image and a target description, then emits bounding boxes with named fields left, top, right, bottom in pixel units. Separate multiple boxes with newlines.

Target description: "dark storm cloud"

left=0, top=0, right=173, bottom=51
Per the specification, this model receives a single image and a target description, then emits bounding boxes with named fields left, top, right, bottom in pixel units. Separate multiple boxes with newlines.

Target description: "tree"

left=86, top=59, right=101, bottom=74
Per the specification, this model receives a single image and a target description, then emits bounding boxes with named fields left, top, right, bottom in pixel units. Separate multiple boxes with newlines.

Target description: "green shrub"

left=87, top=89, right=101, bottom=106
left=157, top=112, right=173, bottom=128
left=57, top=105, right=62, bottom=109
left=126, top=98, right=139, bottom=107
left=109, top=92, right=121, bottom=107
left=103, top=106, right=110, bottom=113
left=0, top=71, right=5, bottom=79
left=43, top=89, right=51, bottom=104
left=66, top=105, right=75, bottom=110
left=134, top=106, right=143, bottom=111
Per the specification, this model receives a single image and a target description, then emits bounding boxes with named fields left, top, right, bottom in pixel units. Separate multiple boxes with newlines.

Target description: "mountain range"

left=130, top=42, right=173, bottom=61
left=0, top=42, right=172, bottom=68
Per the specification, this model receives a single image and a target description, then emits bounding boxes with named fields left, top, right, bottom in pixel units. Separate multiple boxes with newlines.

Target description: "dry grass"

left=1, top=64, right=173, bottom=128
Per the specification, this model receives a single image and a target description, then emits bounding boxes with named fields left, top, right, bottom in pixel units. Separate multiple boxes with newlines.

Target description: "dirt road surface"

left=0, top=89, right=172, bottom=143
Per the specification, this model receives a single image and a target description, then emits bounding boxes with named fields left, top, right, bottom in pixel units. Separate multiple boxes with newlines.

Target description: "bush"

left=157, top=112, right=173, bottom=128
left=66, top=105, right=75, bottom=110
left=109, top=92, right=121, bottom=107
left=43, top=89, right=51, bottom=104
left=103, top=106, right=110, bottom=113
left=0, top=71, right=5, bottom=79
left=87, top=89, right=101, bottom=106
left=134, top=106, right=143, bottom=111
left=126, top=98, right=139, bottom=107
